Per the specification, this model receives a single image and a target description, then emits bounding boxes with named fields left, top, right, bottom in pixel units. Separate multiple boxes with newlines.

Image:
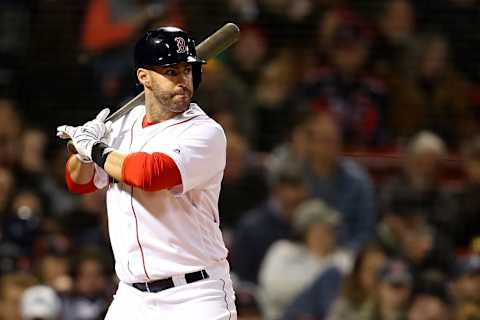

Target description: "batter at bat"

left=57, top=26, right=237, bottom=319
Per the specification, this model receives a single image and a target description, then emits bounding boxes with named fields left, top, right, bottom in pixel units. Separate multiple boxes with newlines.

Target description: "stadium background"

left=0, top=0, right=480, bottom=319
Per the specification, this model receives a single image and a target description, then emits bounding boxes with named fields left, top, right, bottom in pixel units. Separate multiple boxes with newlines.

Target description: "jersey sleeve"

left=160, top=123, right=227, bottom=194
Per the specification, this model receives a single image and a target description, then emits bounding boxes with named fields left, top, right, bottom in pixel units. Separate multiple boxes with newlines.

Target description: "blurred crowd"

left=1, top=0, right=480, bottom=319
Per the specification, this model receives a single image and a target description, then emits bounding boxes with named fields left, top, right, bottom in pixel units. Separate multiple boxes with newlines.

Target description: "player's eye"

left=164, top=69, right=177, bottom=76
left=184, top=66, right=192, bottom=74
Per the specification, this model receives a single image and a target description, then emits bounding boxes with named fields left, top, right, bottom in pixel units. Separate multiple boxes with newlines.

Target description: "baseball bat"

left=67, top=23, right=240, bottom=153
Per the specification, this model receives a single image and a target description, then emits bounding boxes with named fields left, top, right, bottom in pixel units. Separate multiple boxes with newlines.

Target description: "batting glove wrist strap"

left=91, top=142, right=114, bottom=169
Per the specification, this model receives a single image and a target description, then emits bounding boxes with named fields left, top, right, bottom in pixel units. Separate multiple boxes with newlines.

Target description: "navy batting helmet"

left=134, top=27, right=206, bottom=89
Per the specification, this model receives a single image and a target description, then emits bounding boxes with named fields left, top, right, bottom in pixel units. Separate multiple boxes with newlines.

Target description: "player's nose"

left=176, top=74, right=190, bottom=88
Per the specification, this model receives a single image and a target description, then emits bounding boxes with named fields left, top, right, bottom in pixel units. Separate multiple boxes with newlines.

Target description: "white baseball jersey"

left=98, top=103, right=228, bottom=284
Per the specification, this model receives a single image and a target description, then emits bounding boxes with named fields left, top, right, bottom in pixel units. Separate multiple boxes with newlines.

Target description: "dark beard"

left=152, top=90, right=189, bottom=113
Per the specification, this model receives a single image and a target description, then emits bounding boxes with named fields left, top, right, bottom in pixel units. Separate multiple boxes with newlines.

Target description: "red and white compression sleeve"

left=122, top=152, right=182, bottom=192
left=65, top=155, right=97, bottom=194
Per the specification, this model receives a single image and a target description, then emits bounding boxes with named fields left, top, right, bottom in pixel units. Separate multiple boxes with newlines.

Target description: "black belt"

left=132, top=270, right=209, bottom=293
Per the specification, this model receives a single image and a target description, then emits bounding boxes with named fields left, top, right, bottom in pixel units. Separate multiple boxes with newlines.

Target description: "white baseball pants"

left=105, top=262, right=237, bottom=320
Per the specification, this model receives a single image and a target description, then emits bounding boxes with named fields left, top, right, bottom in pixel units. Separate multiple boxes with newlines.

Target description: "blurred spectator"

left=416, top=0, right=480, bottom=83
left=387, top=33, right=474, bottom=148
left=219, top=130, right=268, bottom=230
left=380, top=131, right=456, bottom=237
left=451, top=255, right=480, bottom=308
left=35, top=254, right=72, bottom=294
left=372, top=259, right=413, bottom=320
left=454, top=136, right=480, bottom=249
left=15, top=128, right=52, bottom=203
left=232, top=277, right=263, bottom=320
left=21, top=1, right=97, bottom=128
left=303, top=112, right=376, bottom=251
left=268, top=110, right=310, bottom=177
left=62, top=250, right=111, bottom=320
left=0, top=166, right=15, bottom=215
left=256, top=0, right=319, bottom=49
left=39, top=145, right=80, bottom=217
left=454, top=303, right=480, bottom=320
left=0, top=98, right=22, bottom=168
left=281, top=267, right=343, bottom=320
left=314, top=6, right=368, bottom=57
left=253, top=50, right=303, bottom=151
left=407, top=271, right=452, bottom=320
left=301, top=13, right=390, bottom=147
left=321, top=258, right=412, bottom=320
left=226, top=24, right=268, bottom=88
left=62, top=191, right=109, bottom=249
left=20, top=285, right=61, bottom=320
left=81, top=0, right=169, bottom=54
left=211, top=109, right=238, bottom=133
left=258, top=199, right=351, bottom=320
left=377, top=136, right=457, bottom=276
left=195, top=59, right=255, bottom=138
left=0, top=273, right=37, bottom=320
left=231, top=163, right=308, bottom=284
left=326, top=242, right=387, bottom=320
left=407, top=293, right=450, bottom=320
left=397, top=221, right=455, bottom=278
left=80, top=0, right=171, bottom=107
left=0, top=242, right=24, bottom=276
left=228, top=0, right=259, bottom=22
left=378, top=132, right=457, bottom=274
left=2, top=190, right=44, bottom=257
left=18, top=128, right=48, bottom=175
left=260, top=0, right=315, bottom=23
left=312, top=6, right=340, bottom=67
left=36, top=218, right=73, bottom=259
left=370, top=0, right=416, bottom=77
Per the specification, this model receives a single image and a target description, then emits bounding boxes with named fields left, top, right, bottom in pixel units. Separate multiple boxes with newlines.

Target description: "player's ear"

left=137, top=68, right=151, bottom=88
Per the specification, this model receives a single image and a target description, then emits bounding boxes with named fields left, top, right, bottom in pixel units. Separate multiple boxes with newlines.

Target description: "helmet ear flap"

left=192, top=63, right=202, bottom=90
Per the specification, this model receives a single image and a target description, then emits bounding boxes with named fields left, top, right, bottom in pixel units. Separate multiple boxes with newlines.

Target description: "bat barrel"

left=196, top=23, right=240, bottom=60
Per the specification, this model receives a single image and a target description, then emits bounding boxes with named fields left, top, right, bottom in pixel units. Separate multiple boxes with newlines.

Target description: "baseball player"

left=57, top=27, right=237, bottom=319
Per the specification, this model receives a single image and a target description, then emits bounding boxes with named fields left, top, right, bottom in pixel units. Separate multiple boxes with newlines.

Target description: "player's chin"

left=169, top=97, right=190, bottom=112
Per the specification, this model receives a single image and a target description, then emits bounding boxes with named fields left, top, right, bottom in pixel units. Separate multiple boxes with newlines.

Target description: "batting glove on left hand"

left=81, top=108, right=113, bottom=143
left=57, top=108, right=112, bottom=161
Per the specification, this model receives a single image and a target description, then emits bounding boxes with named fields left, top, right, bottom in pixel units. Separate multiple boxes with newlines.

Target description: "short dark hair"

left=412, top=270, right=451, bottom=305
